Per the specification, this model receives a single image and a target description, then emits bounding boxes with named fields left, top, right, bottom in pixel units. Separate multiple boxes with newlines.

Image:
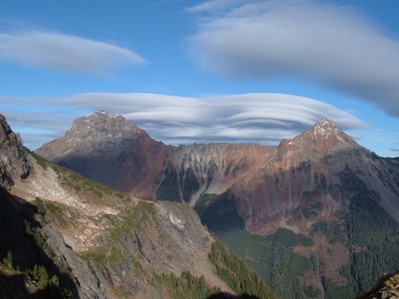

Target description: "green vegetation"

left=2, top=251, right=14, bottom=269
left=196, top=164, right=399, bottom=299
left=322, top=277, right=355, bottom=299
left=303, top=285, right=321, bottom=298
left=345, top=190, right=399, bottom=294
left=167, top=200, right=193, bottom=213
left=33, top=197, right=63, bottom=217
left=29, top=148, right=51, bottom=170
left=196, top=189, right=315, bottom=299
left=24, top=216, right=70, bottom=276
left=330, top=167, right=399, bottom=296
left=151, top=271, right=220, bottom=299
left=209, top=239, right=277, bottom=298
left=82, top=201, right=156, bottom=278
left=0, top=251, right=72, bottom=298
left=209, top=225, right=315, bottom=298
left=311, top=221, right=344, bottom=244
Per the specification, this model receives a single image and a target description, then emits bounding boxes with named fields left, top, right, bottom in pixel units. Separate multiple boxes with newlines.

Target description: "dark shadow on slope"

left=0, top=187, right=79, bottom=298
left=0, top=272, right=68, bottom=299
left=195, top=190, right=244, bottom=234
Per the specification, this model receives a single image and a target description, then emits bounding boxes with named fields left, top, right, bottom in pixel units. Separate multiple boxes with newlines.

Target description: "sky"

left=1, top=0, right=399, bottom=157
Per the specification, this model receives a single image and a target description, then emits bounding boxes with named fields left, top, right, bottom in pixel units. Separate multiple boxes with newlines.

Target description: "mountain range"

left=0, top=112, right=275, bottom=298
left=36, top=110, right=399, bottom=299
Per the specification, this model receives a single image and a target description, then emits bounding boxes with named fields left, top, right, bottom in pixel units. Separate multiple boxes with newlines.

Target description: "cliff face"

left=0, top=114, right=30, bottom=189
left=2, top=113, right=266, bottom=298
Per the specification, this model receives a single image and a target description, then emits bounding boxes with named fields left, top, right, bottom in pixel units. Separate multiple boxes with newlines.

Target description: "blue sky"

left=1, top=0, right=399, bottom=157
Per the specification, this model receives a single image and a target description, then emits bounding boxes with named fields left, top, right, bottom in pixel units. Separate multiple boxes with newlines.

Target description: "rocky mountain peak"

left=67, top=110, right=140, bottom=137
left=308, top=119, right=344, bottom=139
left=93, top=109, right=117, bottom=118
left=287, top=118, right=356, bottom=152
left=58, top=110, right=151, bottom=152
left=0, top=114, right=30, bottom=189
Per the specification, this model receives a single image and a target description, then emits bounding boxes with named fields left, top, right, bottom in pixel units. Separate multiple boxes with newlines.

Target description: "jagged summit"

left=288, top=118, right=355, bottom=149
left=94, top=109, right=117, bottom=117
left=66, top=110, right=142, bottom=139
left=37, top=111, right=151, bottom=155
left=309, top=119, right=343, bottom=138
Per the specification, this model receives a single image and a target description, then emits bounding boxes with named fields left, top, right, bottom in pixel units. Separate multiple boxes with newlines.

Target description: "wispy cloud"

left=186, top=0, right=242, bottom=13
left=0, top=30, right=146, bottom=74
left=187, top=0, right=399, bottom=116
left=1, top=93, right=366, bottom=150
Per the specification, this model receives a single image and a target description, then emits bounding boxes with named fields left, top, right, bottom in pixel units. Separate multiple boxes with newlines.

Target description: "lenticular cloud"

left=188, top=0, right=399, bottom=116
left=0, top=30, right=146, bottom=74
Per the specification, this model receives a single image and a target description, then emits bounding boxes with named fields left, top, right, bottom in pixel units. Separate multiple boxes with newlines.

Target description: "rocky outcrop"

left=0, top=114, right=30, bottom=189
left=358, top=274, right=399, bottom=299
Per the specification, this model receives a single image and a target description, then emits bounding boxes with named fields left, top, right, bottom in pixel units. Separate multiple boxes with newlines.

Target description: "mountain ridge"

left=36, top=110, right=399, bottom=298
left=0, top=113, right=276, bottom=298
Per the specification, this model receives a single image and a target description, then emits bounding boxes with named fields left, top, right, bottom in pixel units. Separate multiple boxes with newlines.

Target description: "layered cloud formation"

left=0, top=30, right=146, bottom=74
left=1, top=93, right=365, bottom=149
left=188, top=0, right=399, bottom=116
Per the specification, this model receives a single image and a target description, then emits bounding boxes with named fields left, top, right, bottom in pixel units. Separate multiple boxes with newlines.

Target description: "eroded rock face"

left=0, top=114, right=30, bottom=189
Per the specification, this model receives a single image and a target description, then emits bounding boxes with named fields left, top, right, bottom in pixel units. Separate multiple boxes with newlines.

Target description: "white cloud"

left=0, top=30, right=146, bottom=74
left=0, top=93, right=366, bottom=150
left=188, top=0, right=399, bottom=116
left=186, top=0, right=242, bottom=13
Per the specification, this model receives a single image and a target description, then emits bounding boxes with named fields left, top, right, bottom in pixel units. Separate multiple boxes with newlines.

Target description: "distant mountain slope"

left=1, top=113, right=275, bottom=299
left=36, top=111, right=399, bottom=298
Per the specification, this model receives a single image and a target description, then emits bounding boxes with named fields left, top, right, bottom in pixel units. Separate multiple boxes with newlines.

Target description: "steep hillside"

left=36, top=110, right=173, bottom=200
left=37, top=111, right=399, bottom=298
left=1, top=113, right=275, bottom=299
